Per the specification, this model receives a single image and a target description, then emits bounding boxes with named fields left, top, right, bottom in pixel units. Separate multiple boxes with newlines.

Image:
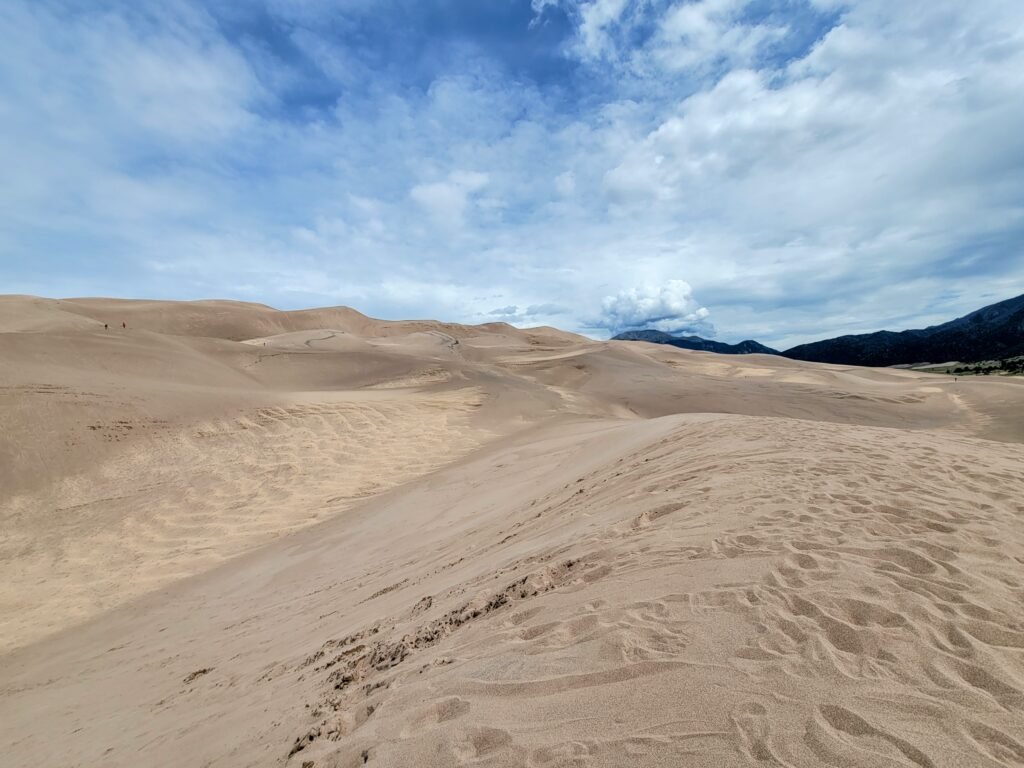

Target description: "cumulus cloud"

left=593, top=281, right=711, bottom=335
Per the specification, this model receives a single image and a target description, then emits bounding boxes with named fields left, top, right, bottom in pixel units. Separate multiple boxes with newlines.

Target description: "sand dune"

left=2, top=295, right=1024, bottom=767
left=1, top=388, right=486, bottom=649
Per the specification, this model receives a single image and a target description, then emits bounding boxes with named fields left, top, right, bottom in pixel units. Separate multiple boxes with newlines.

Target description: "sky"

left=1, top=0, right=1023, bottom=348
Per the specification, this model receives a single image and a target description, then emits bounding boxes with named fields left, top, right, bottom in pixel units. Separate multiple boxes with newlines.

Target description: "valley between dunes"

left=2, top=295, right=1024, bottom=768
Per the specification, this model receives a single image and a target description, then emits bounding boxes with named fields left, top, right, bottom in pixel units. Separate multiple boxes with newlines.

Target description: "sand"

left=2, top=295, right=1023, bottom=767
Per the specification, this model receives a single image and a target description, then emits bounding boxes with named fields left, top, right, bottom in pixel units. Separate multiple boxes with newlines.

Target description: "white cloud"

left=594, top=280, right=711, bottom=334
left=530, top=0, right=563, bottom=26
left=576, top=0, right=630, bottom=59
left=589, top=1, right=1024, bottom=343
left=554, top=170, right=576, bottom=197
left=643, top=0, right=785, bottom=74
left=410, top=170, right=490, bottom=229
left=483, top=302, right=570, bottom=326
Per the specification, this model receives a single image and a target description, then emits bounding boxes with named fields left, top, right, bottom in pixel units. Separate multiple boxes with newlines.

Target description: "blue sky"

left=2, top=0, right=1023, bottom=347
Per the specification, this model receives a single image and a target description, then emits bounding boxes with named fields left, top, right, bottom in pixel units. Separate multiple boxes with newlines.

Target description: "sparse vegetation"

left=935, top=356, right=1024, bottom=376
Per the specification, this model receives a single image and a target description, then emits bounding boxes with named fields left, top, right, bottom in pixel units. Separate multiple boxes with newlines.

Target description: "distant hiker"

left=122, top=321, right=126, bottom=329
left=104, top=323, right=108, bottom=330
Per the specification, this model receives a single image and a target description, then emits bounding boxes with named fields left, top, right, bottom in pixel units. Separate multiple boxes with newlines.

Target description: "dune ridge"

left=1, top=295, right=1023, bottom=767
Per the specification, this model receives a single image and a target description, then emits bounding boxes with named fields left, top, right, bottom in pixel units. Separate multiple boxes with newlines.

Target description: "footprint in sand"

left=400, top=696, right=470, bottom=738
left=805, top=704, right=935, bottom=768
left=731, top=702, right=782, bottom=763
left=453, top=726, right=514, bottom=763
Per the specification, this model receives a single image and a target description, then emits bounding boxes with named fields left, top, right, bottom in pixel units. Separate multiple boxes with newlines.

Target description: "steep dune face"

left=2, top=296, right=1024, bottom=767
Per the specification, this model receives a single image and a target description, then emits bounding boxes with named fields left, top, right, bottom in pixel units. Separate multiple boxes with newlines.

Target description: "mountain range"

left=612, top=292, right=1024, bottom=366
left=612, top=330, right=779, bottom=355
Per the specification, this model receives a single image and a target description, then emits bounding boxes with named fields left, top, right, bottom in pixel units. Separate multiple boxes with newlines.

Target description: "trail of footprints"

left=706, top=423, right=1024, bottom=766
left=285, top=417, right=1024, bottom=766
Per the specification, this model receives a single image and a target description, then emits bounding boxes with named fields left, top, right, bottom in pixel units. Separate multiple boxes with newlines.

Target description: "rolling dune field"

left=2, top=296, right=1024, bottom=768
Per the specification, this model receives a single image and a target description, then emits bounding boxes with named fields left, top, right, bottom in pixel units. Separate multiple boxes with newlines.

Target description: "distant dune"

left=2, top=295, right=1024, bottom=767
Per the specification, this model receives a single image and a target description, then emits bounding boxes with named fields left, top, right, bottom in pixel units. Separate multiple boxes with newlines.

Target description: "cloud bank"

left=1, top=0, right=1023, bottom=346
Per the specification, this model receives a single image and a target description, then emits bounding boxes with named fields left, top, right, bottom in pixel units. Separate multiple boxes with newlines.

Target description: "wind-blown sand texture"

left=2, top=295, right=1023, bottom=768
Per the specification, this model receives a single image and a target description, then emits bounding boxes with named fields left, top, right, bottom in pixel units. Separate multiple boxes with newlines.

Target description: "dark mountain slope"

left=783, top=293, right=1024, bottom=366
left=612, top=330, right=779, bottom=355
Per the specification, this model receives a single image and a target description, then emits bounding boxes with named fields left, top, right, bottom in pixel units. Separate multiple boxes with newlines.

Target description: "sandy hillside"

left=2, top=295, right=1024, bottom=768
